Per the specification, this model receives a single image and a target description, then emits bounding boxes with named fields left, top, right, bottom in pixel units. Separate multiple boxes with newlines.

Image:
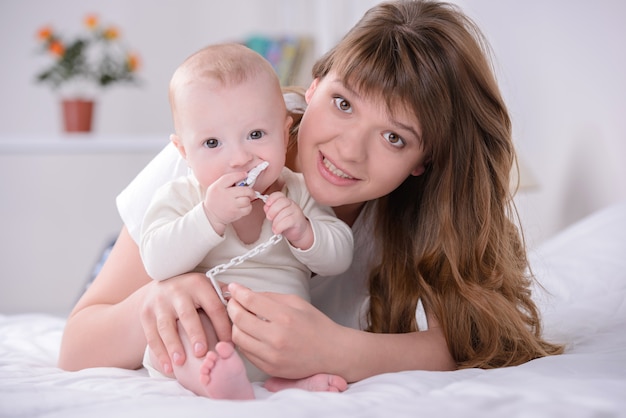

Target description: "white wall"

left=456, top=1, right=626, bottom=248
left=0, top=0, right=377, bottom=136
left=0, top=146, right=161, bottom=315
left=1, top=0, right=625, bottom=314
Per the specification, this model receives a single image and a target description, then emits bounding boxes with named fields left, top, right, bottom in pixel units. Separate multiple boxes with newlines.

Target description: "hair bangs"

left=359, top=45, right=420, bottom=116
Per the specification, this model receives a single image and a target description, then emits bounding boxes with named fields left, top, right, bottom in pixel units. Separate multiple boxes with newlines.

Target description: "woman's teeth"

left=323, top=157, right=353, bottom=179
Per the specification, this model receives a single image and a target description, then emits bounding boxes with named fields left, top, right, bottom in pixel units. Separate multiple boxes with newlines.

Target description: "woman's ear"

left=304, top=78, right=320, bottom=104
left=411, top=164, right=426, bottom=177
left=170, top=134, right=187, bottom=160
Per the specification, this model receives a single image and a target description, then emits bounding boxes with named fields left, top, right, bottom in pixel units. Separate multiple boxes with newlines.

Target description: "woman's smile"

left=322, top=154, right=355, bottom=179
left=318, top=152, right=359, bottom=185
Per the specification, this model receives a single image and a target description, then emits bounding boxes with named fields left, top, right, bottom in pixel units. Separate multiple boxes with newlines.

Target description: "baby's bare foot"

left=264, top=373, right=348, bottom=393
left=199, top=342, right=254, bottom=400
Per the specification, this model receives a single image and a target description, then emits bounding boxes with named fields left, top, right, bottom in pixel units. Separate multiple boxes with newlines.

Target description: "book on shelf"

left=245, top=35, right=312, bottom=86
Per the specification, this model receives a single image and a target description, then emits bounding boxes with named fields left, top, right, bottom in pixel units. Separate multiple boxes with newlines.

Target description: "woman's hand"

left=226, top=282, right=342, bottom=379
left=226, top=283, right=456, bottom=383
left=140, top=272, right=232, bottom=374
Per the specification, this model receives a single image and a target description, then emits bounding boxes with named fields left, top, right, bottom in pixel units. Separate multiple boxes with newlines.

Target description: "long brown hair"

left=305, top=0, right=563, bottom=368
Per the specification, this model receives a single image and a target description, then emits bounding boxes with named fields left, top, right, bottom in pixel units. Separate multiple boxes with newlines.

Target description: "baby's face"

left=175, top=74, right=290, bottom=193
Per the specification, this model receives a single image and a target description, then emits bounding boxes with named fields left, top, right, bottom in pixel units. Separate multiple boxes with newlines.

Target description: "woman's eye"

left=203, top=138, right=219, bottom=148
left=249, top=130, right=264, bottom=140
left=333, top=97, right=352, bottom=113
left=383, top=132, right=405, bottom=148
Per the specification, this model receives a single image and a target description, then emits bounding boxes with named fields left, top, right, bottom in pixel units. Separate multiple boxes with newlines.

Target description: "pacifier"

left=236, top=161, right=270, bottom=202
left=236, top=161, right=269, bottom=187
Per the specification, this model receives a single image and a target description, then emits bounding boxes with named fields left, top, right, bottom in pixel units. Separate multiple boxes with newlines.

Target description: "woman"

left=58, top=0, right=563, bottom=384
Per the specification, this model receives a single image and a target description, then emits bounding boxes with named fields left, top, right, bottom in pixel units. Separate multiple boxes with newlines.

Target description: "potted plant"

left=35, top=14, right=141, bottom=133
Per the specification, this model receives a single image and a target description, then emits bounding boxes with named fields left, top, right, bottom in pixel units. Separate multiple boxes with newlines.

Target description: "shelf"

left=0, top=134, right=168, bottom=154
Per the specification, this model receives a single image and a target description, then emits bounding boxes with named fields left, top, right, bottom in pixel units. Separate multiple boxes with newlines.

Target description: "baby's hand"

left=264, top=192, right=313, bottom=250
left=204, top=172, right=256, bottom=235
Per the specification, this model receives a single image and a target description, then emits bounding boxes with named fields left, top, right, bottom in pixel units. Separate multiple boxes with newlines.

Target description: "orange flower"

left=48, top=40, right=65, bottom=57
left=103, top=27, right=119, bottom=40
left=35, top=14, right=141, bottom=89
left=37, top=26, right=53, bottom=41
left=84, top=14, right=98, bottom=30
left=126, top=53, right=140, bottom=72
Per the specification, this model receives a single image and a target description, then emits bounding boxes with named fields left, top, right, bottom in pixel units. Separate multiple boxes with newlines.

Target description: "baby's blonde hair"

left=169, top=43, right=283, bottom=132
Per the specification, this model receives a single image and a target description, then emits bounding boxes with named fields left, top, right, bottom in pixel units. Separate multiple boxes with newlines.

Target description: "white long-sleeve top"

left=139, top=167, right=353, bottom=301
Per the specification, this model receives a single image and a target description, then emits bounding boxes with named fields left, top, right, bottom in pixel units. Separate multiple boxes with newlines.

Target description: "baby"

left=139, top=43, right=353, bottom=399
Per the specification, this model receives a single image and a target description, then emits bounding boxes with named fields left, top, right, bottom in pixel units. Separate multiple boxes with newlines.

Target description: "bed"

left=2, top=201, right=625, bottom=418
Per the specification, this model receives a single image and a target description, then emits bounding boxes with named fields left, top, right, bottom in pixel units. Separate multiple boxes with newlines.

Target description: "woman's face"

left=298, top=72, right=427, bottom=210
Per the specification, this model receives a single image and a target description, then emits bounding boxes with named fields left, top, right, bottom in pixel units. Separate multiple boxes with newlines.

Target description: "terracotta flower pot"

left=61, top=99, right=94, bottom=133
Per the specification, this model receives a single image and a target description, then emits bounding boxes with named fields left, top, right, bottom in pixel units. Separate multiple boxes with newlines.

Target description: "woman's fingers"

left=172, top=302, right=207, bottom=359
left=226, top=282, right=278, bottom=323
left=140, top=297, right=181, bottom=373
left=227, top=290, right=276, bottom=374
left=191, top=279, right=232, bottom=345
left=172, top=275, right=232, bottom=357
left=141, top=273, right=232, bottom=373
left=226, top=282, right=320, bottom=378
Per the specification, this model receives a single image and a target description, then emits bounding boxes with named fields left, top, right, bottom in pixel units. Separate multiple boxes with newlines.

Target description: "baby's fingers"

left=264, top=193, right=292, bottom=220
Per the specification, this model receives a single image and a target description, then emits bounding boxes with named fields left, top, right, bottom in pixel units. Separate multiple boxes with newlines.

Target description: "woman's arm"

left=226, top=283, right=456, bottom=382
left=58, top=226, right=231, bottom=372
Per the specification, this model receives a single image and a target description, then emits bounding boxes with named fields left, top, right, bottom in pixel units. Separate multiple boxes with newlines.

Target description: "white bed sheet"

left=2, top=201, right=625, bottom=418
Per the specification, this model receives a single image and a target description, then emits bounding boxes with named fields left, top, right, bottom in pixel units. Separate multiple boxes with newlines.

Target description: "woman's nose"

left=335, top=128, right=368, bottom=163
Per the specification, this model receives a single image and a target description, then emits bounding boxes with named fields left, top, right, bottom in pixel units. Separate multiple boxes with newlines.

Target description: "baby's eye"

left=203, top=138, right=220, bottom=148
left=249, top=130, right=265, bottom=140
left=383, top=132, right=405, bottom=148
left=333, top=96, right=352, bottom=113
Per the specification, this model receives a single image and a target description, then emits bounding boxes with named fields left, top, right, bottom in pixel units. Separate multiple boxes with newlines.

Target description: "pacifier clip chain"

left=206, top=161, right=282, bottom=305
left=206, top=232, right=282, bottom=305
